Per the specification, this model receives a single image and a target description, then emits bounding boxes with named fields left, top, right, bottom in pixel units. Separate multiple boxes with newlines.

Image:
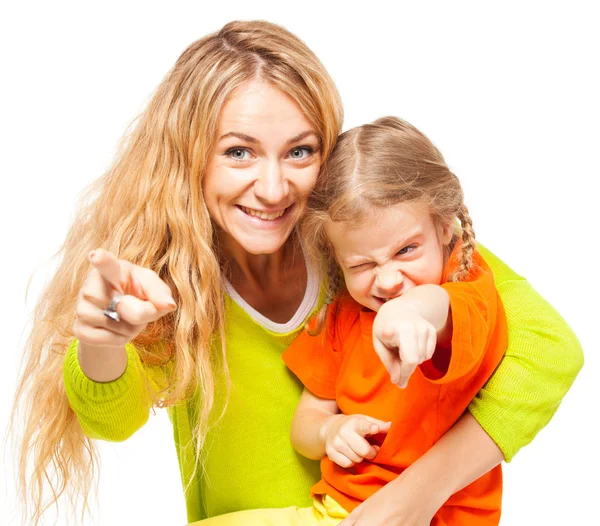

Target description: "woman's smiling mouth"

left=238, top=205, right=289, bottom=221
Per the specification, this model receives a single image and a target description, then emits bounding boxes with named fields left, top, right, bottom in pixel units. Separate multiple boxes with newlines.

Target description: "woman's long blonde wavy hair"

left=302, top=116, right=476, bottom=333
left=10, top=20, right=343, bottom=525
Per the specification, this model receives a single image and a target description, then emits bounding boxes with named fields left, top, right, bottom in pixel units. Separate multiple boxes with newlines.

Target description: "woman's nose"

left=253, top=160, right=289, bottom=204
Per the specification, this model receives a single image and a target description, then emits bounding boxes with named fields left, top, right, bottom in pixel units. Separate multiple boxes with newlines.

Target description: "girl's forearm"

left=395, top=411, right=503, bottom=509
left=290, top=409, right=339, bottom=460
left=386, top=284, right=452, bottom=346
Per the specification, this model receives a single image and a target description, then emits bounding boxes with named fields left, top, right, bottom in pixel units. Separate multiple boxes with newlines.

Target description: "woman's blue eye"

left=288, top=146, right=314, bottom=160
left=226, top=148, right=250, bottom=161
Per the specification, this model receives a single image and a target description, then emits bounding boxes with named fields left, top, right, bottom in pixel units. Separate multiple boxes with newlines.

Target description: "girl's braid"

left=324, top=254, right=342, bottom=305
left=306, top=254, right=342, bottom=336
left=452, top=203, right=477, bottom=282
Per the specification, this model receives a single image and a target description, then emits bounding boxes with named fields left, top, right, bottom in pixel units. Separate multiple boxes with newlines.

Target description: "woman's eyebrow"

left=218, top=130, right=318, bottom=144
left=286, top=130, right=318, bottom=144
left=219, top=130, right=319, bottom=144
left=218, top=132, right=258, bottom=143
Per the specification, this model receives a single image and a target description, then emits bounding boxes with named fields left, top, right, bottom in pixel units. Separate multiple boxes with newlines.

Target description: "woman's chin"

left=224, top=208, right=299, bottom=255
left=234, top=231, right=292, bottom=256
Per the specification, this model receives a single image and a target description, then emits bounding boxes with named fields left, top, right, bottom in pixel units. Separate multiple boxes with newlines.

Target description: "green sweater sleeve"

left=469, top=246, right=584, bottom=461
left=63, top=339, right=166, bottom=441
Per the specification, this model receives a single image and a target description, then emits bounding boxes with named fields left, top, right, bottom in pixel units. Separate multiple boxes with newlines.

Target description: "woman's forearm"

left=474, top=245, right=584, bottom=460
left=396, top=411, right=503, bottom=510
left=64, top=340, right=153, bottom=441
left=78, top=341, right=128, bottom=382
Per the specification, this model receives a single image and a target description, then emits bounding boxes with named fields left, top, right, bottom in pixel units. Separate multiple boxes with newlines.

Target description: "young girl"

left=193, top=116, right=507, bottom=525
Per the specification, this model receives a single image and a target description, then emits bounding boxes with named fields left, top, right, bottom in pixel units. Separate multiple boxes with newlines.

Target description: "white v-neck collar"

left=223, top=244, right=320, bottom=334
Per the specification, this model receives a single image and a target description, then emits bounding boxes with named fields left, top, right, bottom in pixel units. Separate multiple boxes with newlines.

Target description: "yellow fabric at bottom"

left=187, top=495, right=348, bottom=526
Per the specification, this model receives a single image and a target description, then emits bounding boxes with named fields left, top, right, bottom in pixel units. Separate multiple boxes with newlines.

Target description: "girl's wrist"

left=318, top=413, right=343, bottom=444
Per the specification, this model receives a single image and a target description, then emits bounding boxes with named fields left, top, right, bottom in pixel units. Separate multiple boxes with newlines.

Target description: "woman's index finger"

left=132, top=268, right=176, bottom=311
left=88, top=249, right=127, bottom=293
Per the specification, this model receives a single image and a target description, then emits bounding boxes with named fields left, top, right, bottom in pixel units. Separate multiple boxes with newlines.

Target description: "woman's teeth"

left=241, top=206, right=286, bottom=221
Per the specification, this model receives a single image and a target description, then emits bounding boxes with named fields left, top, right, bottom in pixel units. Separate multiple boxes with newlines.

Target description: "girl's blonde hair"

left=11, top=20, right=343, bottom=525
left=302, top=116, right=475, bottom=333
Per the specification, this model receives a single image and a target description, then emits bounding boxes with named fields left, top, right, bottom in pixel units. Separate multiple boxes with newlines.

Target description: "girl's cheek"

left=355, top=275, right=371, bottom=295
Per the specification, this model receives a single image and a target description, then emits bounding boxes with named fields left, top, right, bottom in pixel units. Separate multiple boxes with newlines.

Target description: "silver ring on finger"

left=103, top=294, right=123, bottom=323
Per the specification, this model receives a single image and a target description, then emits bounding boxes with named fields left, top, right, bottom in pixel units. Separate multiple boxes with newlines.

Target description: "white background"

left=1, top=1, right=598, bottom=525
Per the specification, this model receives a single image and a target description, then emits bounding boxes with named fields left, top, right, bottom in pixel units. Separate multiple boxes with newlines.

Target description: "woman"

left=12, top=20, right=583, bottom=526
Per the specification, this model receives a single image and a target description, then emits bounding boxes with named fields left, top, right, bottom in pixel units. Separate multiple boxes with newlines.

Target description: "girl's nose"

left=375, top=265, right=404, bottom=296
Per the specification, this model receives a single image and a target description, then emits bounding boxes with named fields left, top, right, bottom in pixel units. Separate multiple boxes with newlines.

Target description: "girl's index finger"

left=372, top=335, right=401, bottom=385
left=88, top=249, right=128, bottom=294
left=363, top=417, right=392, bottom=434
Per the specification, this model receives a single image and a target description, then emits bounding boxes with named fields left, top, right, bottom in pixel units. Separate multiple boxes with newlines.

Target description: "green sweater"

left=63, top=246, right=583, bottom=523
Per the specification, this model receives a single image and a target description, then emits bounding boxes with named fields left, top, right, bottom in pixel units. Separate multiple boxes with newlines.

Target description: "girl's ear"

left=440, top=220, right=455, bottom=245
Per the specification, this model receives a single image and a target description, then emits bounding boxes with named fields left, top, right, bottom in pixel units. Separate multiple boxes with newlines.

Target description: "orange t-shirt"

left=282, top=249, right=507, bottom=525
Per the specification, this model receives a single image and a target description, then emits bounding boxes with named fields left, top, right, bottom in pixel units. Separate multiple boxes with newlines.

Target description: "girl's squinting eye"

left=397, top=244, right=417, bottom=255
left=348, top=261, right=372, bottom=271
left=225, top=148, right=252, bottom=161
left=288, top=146, right=315, bottom=160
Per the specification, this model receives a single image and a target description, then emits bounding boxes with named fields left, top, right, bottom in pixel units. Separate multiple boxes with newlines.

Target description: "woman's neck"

left=218, top=233, right=299, bottom=290
left=218, top=233, right=308, bottom=323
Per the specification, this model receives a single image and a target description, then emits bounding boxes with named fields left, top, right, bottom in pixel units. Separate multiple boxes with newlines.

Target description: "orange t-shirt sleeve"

left=420, top=251, right=503, bottom=384
left=282, top=303, right=344, bottom=399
